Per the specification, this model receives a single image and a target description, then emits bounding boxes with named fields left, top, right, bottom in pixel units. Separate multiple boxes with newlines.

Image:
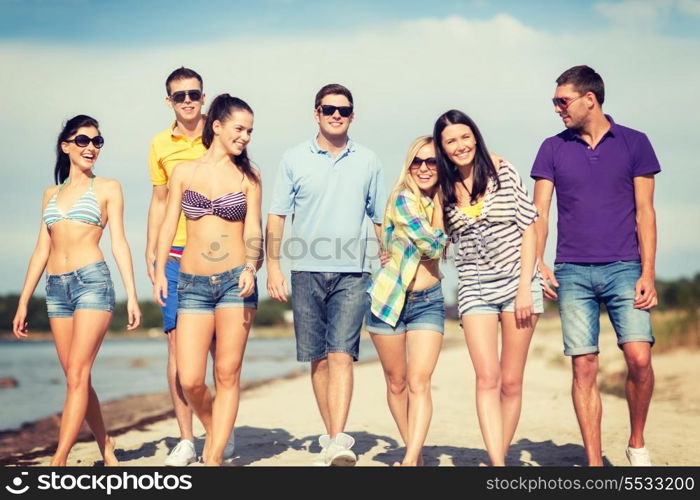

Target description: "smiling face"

left=61, top=125, right=101, bottom=171
left=167, top=77, right=205, bottom=123
left=314, top=93, right=354, bottom=139
left=213, top=109, right=254, bottom=156
left=440, top=123, right=477, bottom=168
left=409, top=142, right=439, bottom=194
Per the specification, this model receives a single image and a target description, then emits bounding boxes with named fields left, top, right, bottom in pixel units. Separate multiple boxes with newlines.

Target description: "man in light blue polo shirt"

left=266, top=83, right=385, bottom=466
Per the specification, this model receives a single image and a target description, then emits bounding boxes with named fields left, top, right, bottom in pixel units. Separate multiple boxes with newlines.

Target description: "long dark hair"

left=54, top=115, right=100, bottom=184
left=433, top=109, right=499, bottom=206
left=203, top=94, right=259, bottom=183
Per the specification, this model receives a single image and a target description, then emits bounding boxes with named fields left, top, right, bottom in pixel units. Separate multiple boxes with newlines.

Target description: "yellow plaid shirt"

left=368, top=189, right=448, bottom=327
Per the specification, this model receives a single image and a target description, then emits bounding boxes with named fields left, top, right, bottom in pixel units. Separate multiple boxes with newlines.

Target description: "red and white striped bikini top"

left=181, top=189, right=247, bottom=222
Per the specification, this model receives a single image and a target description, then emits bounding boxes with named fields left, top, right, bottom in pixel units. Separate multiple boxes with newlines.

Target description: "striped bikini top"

left=43, top=177, right=103, bottom=228
left=181, top=190, right=247, bottom=221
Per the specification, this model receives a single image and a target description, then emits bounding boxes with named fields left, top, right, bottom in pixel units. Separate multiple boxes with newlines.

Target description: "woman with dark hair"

left=12, top=115, right=142, bottom=466
left=434, top=110, right=542, bottom=466
left=153, top=94, right=262, bottom=466
left=367, top=135, right=448, bottom=466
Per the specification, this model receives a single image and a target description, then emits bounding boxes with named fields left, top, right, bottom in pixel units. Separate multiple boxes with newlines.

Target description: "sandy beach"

left=2, top=315, right=699, bottom=467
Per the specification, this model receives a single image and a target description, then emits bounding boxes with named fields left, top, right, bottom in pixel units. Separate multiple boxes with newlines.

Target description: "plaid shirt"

left=368, top=189, right=448, bottom=327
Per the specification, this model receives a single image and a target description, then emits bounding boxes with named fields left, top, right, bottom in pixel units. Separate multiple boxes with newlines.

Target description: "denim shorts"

left=291, top=271, right=369, bottom=362
left=462, top=278, right=544, bottom=315
left=177, top=263, right=258, bottom=314
left=366, top=282, right=445, bottom=335
left=161, top=256, right=181, bottom=333
left=554, top=261, right=654, bottom=356
left=46, top=261, right=116, bottom=318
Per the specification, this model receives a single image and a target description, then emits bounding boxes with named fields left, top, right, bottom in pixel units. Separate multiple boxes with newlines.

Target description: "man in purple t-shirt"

left=531, top=65, right=660, bottom=467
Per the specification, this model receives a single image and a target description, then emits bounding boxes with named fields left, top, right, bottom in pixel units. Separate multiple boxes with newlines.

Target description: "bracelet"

left=243, top=263, right=257, bottom=276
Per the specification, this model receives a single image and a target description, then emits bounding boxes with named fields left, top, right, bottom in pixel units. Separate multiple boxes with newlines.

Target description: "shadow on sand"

left=115, top=428, right=608, bottom=467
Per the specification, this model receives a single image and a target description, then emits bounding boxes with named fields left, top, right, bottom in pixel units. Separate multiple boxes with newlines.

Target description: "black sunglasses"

left=318, top=105, right=353, bottom=117
left=170, top=89, right=202, bottom=103
left=552, top=95, right=584, bottom=109
left=65, top=134, right=104, bottom=149
left=409, top=157, right=437, bottom=170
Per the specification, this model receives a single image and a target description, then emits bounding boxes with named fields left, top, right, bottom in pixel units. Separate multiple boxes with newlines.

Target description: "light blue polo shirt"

left=268, top=136, right=386, bottom=272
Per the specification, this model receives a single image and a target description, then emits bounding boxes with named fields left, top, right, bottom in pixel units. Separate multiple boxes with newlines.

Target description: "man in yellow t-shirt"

left=146, top=67, right=234, bottom=465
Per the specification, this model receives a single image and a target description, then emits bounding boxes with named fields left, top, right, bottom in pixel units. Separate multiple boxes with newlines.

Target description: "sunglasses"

left=64, top=134, right=105, bottom=149
left=170, top=90, right=202, bottom=103
left=552, top=94, right=584, bottom=109
left=318, top=105, right=353, bottom=117
left=409, top=157, right=437, bottom=171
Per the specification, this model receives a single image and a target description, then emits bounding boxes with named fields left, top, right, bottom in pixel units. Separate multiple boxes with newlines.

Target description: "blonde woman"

left=13, top=115, right=142, bottom=466
left=367, top=135, right=448, bottom=466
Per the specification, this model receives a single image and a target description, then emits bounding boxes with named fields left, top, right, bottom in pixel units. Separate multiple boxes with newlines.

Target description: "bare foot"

left=401, top=451, right=424, bottom=466
left=479, top=462, right=489, bottom=466
left=392, top=461, right=402, bottom=466
left=102, top=436, right=119, bottom=466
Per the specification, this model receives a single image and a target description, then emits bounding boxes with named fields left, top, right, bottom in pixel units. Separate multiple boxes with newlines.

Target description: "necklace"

left=457, top=177, right=475, bottom=205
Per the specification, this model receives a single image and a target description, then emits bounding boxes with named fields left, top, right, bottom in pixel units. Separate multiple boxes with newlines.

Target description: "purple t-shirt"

left=530, top=115, right=661, bottom=263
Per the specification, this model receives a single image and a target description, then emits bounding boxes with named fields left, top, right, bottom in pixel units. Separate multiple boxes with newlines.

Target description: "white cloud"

left=594, top=0, right=700, bottom=29
left=1, top=14, right=699, bottom=298
left=678, top=0, right=700, bottom=15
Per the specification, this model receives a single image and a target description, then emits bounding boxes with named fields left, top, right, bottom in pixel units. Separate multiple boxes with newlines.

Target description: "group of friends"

left=12, top=64, right=661, bottom=467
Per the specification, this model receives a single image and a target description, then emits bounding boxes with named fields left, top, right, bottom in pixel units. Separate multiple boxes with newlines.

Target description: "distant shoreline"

left=0, top=367, right=309, bottom=466
left=0, top=324, right=298, bottom=342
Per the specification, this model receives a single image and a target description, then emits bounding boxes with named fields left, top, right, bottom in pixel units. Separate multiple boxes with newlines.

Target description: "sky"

left=1, top=0, right=699, bottom=303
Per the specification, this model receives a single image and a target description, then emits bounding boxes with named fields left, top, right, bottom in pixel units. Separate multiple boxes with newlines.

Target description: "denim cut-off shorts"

left=177, top=263, right=258, bottom=314
left=366, top=282, right=445, bottom=335
left=46, top=261, right=116, bottom=318
left=291, top=271, right=369, bottom=362
left=554, top=261, right=654, bottom=356
left=461, top=277, right=544, bottom=315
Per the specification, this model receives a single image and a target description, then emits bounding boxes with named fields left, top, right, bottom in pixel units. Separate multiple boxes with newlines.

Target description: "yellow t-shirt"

left=458, top=199, right=484, bottom=218
left=148, top=122, right=206, bottom=247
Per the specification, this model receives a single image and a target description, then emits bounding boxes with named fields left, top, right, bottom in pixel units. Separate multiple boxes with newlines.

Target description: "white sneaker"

left=329, top=432, right=357, bottom=466
left=164, top=439, right=196, bottom=466
left=625, top=446, right=652, bottom=466
left=222, top=430, right=236, bottom=460
left=312, top=434, right=332, bottom=466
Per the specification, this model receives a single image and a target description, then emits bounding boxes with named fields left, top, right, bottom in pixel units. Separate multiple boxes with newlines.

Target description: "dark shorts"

left=554, top=261, right=654, bottom=356
left=161, top=257, right=180, bottom=333
left=46, top=261, right=116, bottom=318
left=291, top=271, right=369, bottom=362
left=177, top=263, right=258, bottom=314
left=366, top=282, right=445, bottom=335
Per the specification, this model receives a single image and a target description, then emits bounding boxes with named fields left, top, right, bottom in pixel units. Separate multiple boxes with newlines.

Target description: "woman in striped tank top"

left=434, top=110, right=543, bottom=466
left=153, top=95, right=262, bottom=465
left=12, top=115, right=142, bottom=466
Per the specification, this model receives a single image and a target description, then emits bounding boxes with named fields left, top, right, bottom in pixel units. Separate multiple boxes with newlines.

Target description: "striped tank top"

left=446, top=161, right=540, bottom=315
left=43, top=177, right=103, bottom=228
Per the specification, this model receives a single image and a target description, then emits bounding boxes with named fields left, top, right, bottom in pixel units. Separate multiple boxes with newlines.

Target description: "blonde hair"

left=381, top=135, right=439, bottom=247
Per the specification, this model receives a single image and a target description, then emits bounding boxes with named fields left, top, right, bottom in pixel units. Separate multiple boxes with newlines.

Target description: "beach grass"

left=651, top=307, right=700, bottom=352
